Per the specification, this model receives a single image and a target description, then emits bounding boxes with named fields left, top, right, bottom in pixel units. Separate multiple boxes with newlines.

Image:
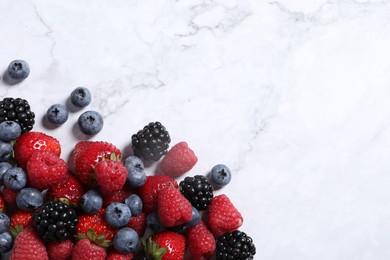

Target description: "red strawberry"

left=157, top=186, right=192, bottom=227
left=72, top=239, right=106, bottom=260
left=26, top=150, right=67, bottom=190
left=46, top=174, right=85, bottom=207
left=207, top=194, right=243, bottom=237
left=127, top=211, right=146, bottom=236
left=106, top=250, right=134, bottom=260
left=73, top=141, right=121, bottom=186
left=95, top=154, right=127, bottom=193
left=3, top=186, right=17, bottom=205
left=47, top=240, right=74, bottom=260
left=9, top=210, right=33, bottom=237
left=138, top=175, right=178, bottom=213
left=103, top=185, right=134, bottom=207
left=159, top=142, right=197, bottom=177
left=187, top=221, right=216, bottom=259
left=10, top=227, right=49, bottom=260
left=14, top=131, right=61, bottom=169
left=0, top=194, right=5, bottom=213
left=146, top=231, right=186, bottom=260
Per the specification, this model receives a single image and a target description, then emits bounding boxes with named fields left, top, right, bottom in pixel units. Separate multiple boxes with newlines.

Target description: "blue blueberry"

left=80, top=190, right=103, bottom=214
left=3, top=167, right=27, bottom=190
left=123, top=156, right=146, bottom=188
left=7, top=60, right=30, bottom=80
left=146, top=212, right=165, bottom=232
left=105, top=202, right=132, bottom=228
left=0, top=231, right=13, bottom=253
left=46, top=104, right=69, bottom=124
left=78, top=110, right=103, bottom=135
left=70, top=87, right=92, bottom=107
left=0, top=213, right=10, bottom=233
left=0, top=162, right=12, bottom=186
left=0, top=141, right=13, bottom=162
left=16, top=187, right=44, bottom=210
left=113, top=227, right=139, bottom=253
left=0, top=121, right=21, bottom=141
left=210, top=164, right=231, bottom=188
left=186, top=206, right=201, bottom=228
left=124, top=194, right=143, bottom=216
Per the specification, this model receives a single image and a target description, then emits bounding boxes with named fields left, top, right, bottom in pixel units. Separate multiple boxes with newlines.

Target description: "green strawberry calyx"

left=142, top=237, right=167, bottom=260
left=77, top=228, right=111, bottom=248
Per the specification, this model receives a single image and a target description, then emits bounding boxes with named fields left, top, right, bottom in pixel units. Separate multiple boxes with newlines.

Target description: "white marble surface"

left=1, top=0, right=390, bottom=259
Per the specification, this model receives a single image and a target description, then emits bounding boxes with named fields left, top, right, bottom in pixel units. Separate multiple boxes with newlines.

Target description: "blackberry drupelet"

left=179, top=175, right=213, bottom=210
left=216, top=230, right=256, bottom=260
left=0, top=97, right=35, bottom=133
left=131, top=122, right=171, bottom=161
left=33, top=201, right=78, bottom=243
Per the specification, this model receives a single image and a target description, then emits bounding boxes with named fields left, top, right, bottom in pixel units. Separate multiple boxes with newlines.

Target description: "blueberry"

left=105, top=202, right=131, bottom=228
left=0, top=121, right=21, bottom=141
left=0, top=141, right=13, bottom=162
left=16, top=187, right=43, bottom=210
left=0, top=213, right=10, bottom=233
left=46, top=104, right=69, bottom=125
left=123, top=156, right=146, bottom=188
left=7, top=60, right=30, bottom=80
left=210, top=164, right=231, bottom=188
left=187, top=206, right=201, bottom=228
left=78, top=110, right=103, bottom=135
left=70, top=87, right=92, bottom=107
left=0, top=232, right=13, bottom=253
left=146, top=212, right=165, bottom=232
left=3, top=167, right=27, bottom=190
left=113, top=227, right=139, bottom=253
left=0, top=162, right=12, bottom=186
left=80, top=190, right=103, bottom=214
left=124, top=194, right=143, bottom=216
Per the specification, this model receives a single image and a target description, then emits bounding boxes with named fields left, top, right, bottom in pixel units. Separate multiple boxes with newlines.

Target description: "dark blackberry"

left=32, top=201, right=78, bottom=243
left=131, top=122, right=171, bottom=161
left=216, top=230, right=256, bottom=260
left=179, top=175, right=213, bottom=210
left=0, top=97, right=35, bottom=133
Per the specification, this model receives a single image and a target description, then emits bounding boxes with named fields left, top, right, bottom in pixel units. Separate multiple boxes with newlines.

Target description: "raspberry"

left=159, top=142, right=198, bottom=177
left=47, top=240, right=74, bottom=260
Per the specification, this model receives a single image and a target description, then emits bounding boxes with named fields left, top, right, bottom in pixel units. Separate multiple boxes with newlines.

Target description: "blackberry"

left=33, top=201, right=78, bottom=243
left=0, top=97, right=35, bottom=133
left=179, top=175, right=213, bottom=210
left=216, top=230, right=256, bottom=260
left=131, top=122, right=171, bottom=161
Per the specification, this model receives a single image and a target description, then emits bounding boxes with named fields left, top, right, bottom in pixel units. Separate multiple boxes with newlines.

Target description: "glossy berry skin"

left=0, top=162, right=12, bottom=186
left=78, top=110, right=103, bottom=135
left=113, top=227, right=139, bottom=253
left=16, top=187, right=44, bottom=211
left=0, top=121, right=21, bottom=141
left=127, top=211, right=146, bottom=236
left=210, top=164, right=231, bottom=188
left=95, top=159, right=127, bottom=194
left=123, top=156, right=146, bottom=188
left=0, top=194, right=5, bottom=213
left=150, top=231, right=186, bottom=260
left=46, top=175, right=85, bottom=207
left=46, top=104, right=69, bottom=124
left=0, top=231, right=13, bottom=253
left=187, top=221, right=216, bottom=260
left=187, top=206, right=201, bottom=228
left=72, top=239, right=106, bottom=260
left=0, top=98, right=35, bottom=134
left=0, top=140, right=13, bottom=162
left=125, top=194, right=143, bottom=216
left=77, top=209, right=116, bottom=242
left=10, top=227, right=49, bottom=260
left=0, top=213, right=10, bottom=233
left=80, top=190, right=103, bottom=214
left=146, top=212, right=165, bottom=232
left=102, top=185, right=134, bottom=207
left=216, top=230, right=256, bottom=259
left=179, top=175, right=213, bottom=211
left=70, top=87, right=92, bottom=107
left=7, top=60, right=30, bottom=80
left=9, top=209, right=33, bottom=236
left=3, top=167, right=27, bottom=190
left=105, top=202, right=132, bottom=228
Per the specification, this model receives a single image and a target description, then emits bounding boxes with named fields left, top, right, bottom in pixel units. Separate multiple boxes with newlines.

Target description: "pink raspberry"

left=159, top=142, right=198, bottom=177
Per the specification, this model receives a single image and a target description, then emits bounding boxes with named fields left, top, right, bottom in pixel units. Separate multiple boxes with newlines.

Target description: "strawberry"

left=0, top=194, right=6, bottom=213
left=3, top=186, right=18, bottom=205
left=106, top=250, right=134, bottom=260
left=157, top=186, right=192, bottom=227
left=158, top=142, right=197, bottom=177
left=47, top=240, right=74, bottom=260
left=73, top=141, right=121, bottom=186
left=103, top=185, right=134, bottom=207
left=72, top=239, right=106, bottom=260
left=10, top=227, right=49, bottom=260
left=26, top=150, right=67, bottom=190
left=145, top=231, right=186, bottom=260
left=95, top=154, right=127, bottom=193
left=138, top=175, right=178, bottom=214
left=127, top=211, right=146, bottom=236
left=207, top=194, right=243, bottom=237
left=187, top=221, right=216, bottom=259
left=14, top=131, right=61, bottom=169
left=46, top=174, right=85, bottom=207
left=9, top=210, right=33, bottom=237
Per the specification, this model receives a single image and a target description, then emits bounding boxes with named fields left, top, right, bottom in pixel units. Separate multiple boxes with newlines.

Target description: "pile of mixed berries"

left=0, top=60, right=256, bottom=260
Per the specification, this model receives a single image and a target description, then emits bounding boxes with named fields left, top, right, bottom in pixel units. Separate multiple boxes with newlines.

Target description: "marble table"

left=1, top=0, right=390, bottom=259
